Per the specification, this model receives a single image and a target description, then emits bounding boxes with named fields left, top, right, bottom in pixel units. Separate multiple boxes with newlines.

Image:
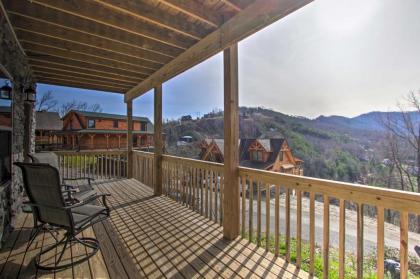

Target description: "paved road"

left=242, top=194, right=420, bottom=255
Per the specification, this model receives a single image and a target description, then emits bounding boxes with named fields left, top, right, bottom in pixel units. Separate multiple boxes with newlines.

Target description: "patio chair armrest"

left=66, top=193, right=111, bottom=210
left=63, top=177, right=95, bottom=185
left=25, top=202, right=66, bottom=212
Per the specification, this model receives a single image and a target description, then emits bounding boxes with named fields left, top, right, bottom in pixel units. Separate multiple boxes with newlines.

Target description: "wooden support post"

left=127, top=100, right=133, bottom=178
left=154, top=84, right=163, bottom=196
left=223, top=43, right=239, bottom=240
left=105, top=134, right=110, bottom=150
left=118, top=135, right=121, bottom=149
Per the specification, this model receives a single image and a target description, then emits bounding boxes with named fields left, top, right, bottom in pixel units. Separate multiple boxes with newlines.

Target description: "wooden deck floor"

left=0, top=178, right=310, bottom=279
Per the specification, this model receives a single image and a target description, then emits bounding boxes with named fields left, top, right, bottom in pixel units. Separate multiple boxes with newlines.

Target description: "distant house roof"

left=72, top=110, right=150, bottom=122
left=239, top=138, right=285, bottom=169
left=61, top=129, right=154, bottom=135
left=0, top=106, right=11, bottom=113
left=36, top=111, right=62, bottom=131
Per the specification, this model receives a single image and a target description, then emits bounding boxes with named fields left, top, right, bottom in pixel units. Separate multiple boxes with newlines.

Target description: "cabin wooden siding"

left=63, top=111, right=147, bottom=131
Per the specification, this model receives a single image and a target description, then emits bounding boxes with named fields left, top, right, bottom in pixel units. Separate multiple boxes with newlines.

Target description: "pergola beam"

left=125, top=0, right=313, bottom=102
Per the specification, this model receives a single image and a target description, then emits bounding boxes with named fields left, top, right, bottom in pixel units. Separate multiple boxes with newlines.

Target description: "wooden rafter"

left=4, top=1, right=182, bottom=58
left=20, top=39, right=154, bottom=77
left=23, top=0, right=195, bottom=49
left=16, top=31, right=161, bottom=71
left=158, top=0, right=223, bottom=28
left=125, top=0, right=313, bottom=101
left=26, top=48, right=148, bottom=79
left=93, top=0, right=213, bottom=40
left=33, top=69, right=135, bottom=88
left=28, top=59, right=141, bottom=84
left=36, top=77, right=127, bottom=93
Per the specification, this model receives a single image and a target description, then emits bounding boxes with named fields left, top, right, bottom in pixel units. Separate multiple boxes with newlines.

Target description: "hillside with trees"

left=164, top=105, right=419, bottom=190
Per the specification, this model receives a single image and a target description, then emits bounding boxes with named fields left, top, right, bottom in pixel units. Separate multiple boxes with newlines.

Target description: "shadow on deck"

left=0, top=178, right=309, bottom=278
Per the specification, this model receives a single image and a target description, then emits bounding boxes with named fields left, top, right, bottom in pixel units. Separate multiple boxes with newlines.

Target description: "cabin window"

left=88, top=119, right=96, bottom=128
left=140, top=136, right=146, bottom=145
left=140, top=122, right=147, bottom=131
left=113, top=120, right=118, bottom=128
left=251, top=151, right=263, bottom=161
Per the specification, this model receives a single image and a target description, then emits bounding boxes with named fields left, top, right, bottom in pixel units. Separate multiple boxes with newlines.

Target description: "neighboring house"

left=177, top=136, right=193, bottom=146
left=35, top=110, right=63, bottom=149
left=200, top=138, right=303, bottom=175
left=0, top=106, right=11, bottom=128
left=60, top=110, right=154, bottom=150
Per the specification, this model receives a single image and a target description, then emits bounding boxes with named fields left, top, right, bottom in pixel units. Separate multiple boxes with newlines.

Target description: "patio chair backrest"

left=29, top=152, right=60, bottom=170
left=15, top=163, right=72, bottom=228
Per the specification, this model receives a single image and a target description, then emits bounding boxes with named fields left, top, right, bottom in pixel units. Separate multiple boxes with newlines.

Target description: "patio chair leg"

left=35, top=233, right=99, bottom=270
left=27, top=226, right=41, bottom=248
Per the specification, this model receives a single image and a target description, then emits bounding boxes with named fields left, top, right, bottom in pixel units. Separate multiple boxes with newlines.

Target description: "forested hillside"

left=164, top=107, right=393, bottom=184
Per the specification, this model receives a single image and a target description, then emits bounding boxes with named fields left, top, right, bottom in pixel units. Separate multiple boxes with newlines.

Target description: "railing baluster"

left=285, top=187, right=290, bottom=262
left=209, top=170, right=213, bottom=220
left=249, top=178, right=254, bottom=242
left=309, top=192, right=315, bottom=276
left=400, top=211, right=408, bottom=278
left=323, top=195, right=330, bottom=279
left=205, top=169, right=209, bottom=218
left=241, top=176, right=246, bottom=238
left=191, top=167, right=195, bottom=210
left=296, top=190, right=302, bottom=268
left=257, top=181, right=261, bottom=247
left=357, top=203, right=364, bottom=279
left=265, top=183, right=270, bottom=251
left=339, top=199, right=346, bottom=279
left=274, top=184, right=280, bottom=256
left=219, top=174, right=223, bottom=225
left=200, top=168, right=204, bottom=215
left=377, top=206, right=384, bottom=279
left=214, top=171, right=218, bottom=222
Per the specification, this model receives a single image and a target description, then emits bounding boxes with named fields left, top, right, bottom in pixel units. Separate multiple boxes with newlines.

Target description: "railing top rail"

left=54, top=150, right=127, bottom=156
left=239, top=166, right=420, bottom=214
left=162, top=154, right=224, bottom=171
left=133, top=150, right=154, bottom=157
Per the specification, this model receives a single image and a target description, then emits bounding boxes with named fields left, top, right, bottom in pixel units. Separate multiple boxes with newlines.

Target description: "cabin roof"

left=36, top=111, right=62, bottom=131
left=70, top=110, right=150, bottom=122
left=239, top=138, right=285, bottom=169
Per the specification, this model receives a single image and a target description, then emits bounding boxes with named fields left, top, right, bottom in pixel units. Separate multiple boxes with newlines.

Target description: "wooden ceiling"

left=2, top=0, right=312, bottom=99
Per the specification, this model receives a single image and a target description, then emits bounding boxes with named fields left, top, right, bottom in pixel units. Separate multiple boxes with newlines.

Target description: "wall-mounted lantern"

left=24, top=87, right=36, bottom=102
left=0, top=81, right=12, bottom=100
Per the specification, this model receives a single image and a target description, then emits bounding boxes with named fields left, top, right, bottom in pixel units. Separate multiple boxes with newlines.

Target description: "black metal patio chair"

left=28, top=152, right=97, bottom=203
left=15, top=162, right=110, bottom=270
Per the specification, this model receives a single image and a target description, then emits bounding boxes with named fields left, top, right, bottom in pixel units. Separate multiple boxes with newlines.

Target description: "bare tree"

left=36, top=91, right=58, bottom=111
left=382, top=90, right=420, bottom=231
left=58, top=99, right=103, bottom=117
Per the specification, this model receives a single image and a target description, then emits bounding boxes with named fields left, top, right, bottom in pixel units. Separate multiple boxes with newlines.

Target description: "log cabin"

left=60, top=110, right=154, bottom=150
left=200, top=138, right=303, bottom=175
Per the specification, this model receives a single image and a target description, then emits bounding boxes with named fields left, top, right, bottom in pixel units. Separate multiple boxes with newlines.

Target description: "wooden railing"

left=162, top=154, right=225, bottom=225
left=55, top=150, right=127, bottom=180
left=239, top=166, right=420, bottom=278
left=131, top=151, right=420, bottom=278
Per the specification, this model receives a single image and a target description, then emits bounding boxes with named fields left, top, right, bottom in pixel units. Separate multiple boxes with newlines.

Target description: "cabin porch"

left=0, top=178, right=309, bottom=279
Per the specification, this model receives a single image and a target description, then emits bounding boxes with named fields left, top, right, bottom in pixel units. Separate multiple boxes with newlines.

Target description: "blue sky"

left=15, top=0, right=420, bottom=121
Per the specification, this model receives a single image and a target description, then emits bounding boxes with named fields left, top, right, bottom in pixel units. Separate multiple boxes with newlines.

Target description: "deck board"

left=0, top=178, right=309, bottom=278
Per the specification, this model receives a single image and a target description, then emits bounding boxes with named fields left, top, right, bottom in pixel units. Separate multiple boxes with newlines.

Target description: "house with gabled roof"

left=60, top=110, right=154, bottom=150
left=200, top=138, right=303, bottom=175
